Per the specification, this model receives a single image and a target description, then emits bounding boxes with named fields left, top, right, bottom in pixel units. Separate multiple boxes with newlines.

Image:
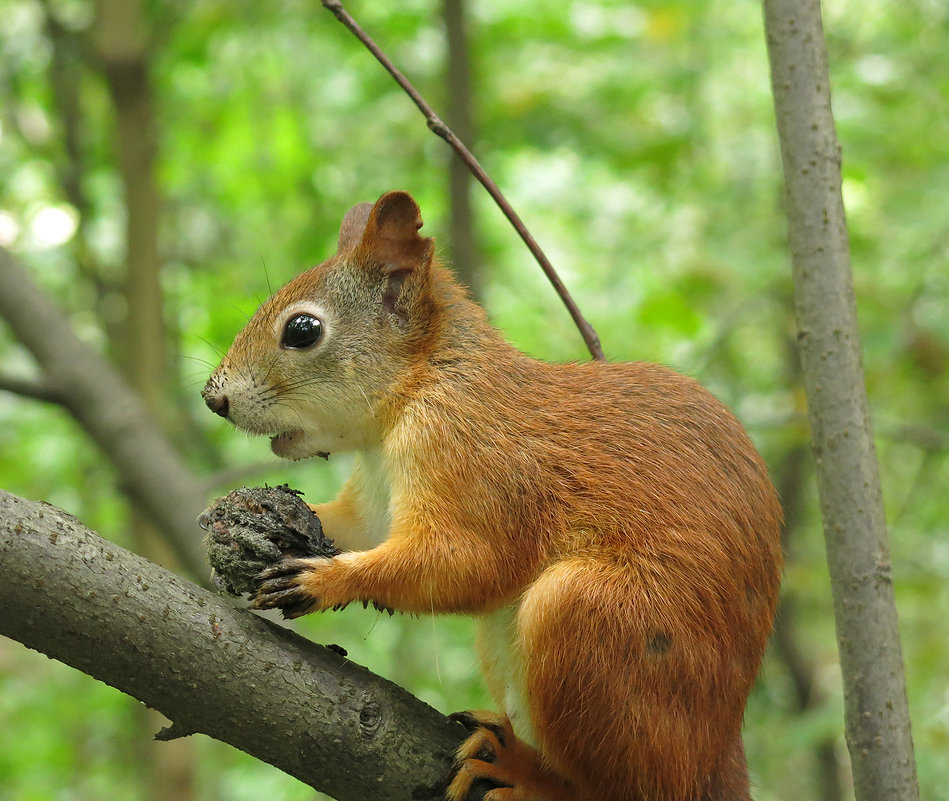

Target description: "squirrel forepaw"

left=252, top=557, right=329, bottom=618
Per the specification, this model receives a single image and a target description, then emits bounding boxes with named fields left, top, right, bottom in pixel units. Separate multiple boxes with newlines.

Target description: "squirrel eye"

left=281, top=314, right=323, bottom=349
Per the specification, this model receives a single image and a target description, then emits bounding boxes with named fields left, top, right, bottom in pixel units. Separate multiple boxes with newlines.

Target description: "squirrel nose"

left=203, top=391, right=230, bottom=419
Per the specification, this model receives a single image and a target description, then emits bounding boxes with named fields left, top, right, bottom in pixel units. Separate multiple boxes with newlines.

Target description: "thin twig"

left=321, top=0, right=604, bottom=361
left=880, top=422, right=949, bottom=452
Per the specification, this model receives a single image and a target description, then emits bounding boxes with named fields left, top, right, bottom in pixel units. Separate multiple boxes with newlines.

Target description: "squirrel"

left=202, top=191, right=783, bottom=801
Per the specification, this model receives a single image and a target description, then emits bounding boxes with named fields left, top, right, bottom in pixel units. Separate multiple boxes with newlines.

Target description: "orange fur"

left=203, top=191, right=783, bottom=801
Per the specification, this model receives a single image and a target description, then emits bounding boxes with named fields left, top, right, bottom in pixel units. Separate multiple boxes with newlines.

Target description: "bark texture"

left=0, top=489, right=465, bottom=801
left=763, top=2, right=919, bottom=799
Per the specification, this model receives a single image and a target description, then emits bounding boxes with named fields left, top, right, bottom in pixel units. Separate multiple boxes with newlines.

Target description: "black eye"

left=281, top=314, right=323, bottom=349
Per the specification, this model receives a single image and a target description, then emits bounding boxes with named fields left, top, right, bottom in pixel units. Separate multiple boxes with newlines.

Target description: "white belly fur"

left=355, top=447, right=536, bottom=746
left=477, top=603, right=536, bottom=747
left=352, top=447, right=393, bottom=548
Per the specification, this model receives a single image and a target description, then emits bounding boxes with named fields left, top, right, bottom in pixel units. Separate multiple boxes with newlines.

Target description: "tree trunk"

left=94, top=0, right=165, bottom=415
left=0, top=489, right=465, bottom=801
left=443, top=0, right=481, bottom=296
left=762, top=2, right=919, bottom=799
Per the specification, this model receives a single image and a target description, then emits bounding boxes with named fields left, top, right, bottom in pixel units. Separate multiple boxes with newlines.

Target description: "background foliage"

left=0, top=0, right=946, bottom=799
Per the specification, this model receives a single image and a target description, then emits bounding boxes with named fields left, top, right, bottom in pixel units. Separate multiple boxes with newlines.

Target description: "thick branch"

left=322, top=0, right=604, bottom=361
left=0, top=248, right=207, bottom=579
left=763, top=2, right=919, bottom=800
left=0, top=489, right=464, bottom=801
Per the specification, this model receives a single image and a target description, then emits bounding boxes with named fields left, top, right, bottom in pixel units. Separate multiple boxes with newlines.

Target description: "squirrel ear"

left=362, top=191, right=434, bottom=275
left=337, top=202, right=373, bottom=254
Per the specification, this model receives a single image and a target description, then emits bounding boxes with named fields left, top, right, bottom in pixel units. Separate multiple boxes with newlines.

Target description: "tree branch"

left=763, top=2, right=919, bottom=799
left=0, top=373, right=66, bottom=404
left=321, top=0, right=604, bottom=361
left=0, top=489, right=465, bottom=801
left=0, top=247, right=208, bottom=580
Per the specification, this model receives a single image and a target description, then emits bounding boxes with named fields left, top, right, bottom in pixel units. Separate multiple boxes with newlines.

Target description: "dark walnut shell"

left=199, top=485, right=338, bottom=597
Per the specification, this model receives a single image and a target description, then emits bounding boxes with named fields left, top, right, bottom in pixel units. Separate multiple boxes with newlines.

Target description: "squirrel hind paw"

left=446, top=712, right=569, bottom=801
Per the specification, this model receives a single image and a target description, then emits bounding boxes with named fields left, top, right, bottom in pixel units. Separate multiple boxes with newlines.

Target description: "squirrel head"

left=202, top=190, right=436, bottom=459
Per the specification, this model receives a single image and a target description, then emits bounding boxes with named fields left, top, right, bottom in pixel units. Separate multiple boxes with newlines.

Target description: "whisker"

left=262, top=351, right=282, bottom=385
left=356, top=385, right=373, bottom=416
left=260, top=254, right=273, bottom=296
left=191, top=336, right=225, bottom=359
left=180, top=370, right=216, bottom=384
left=223, top=302, right=255, bottom=326
left=271, top=375, right=336, bottom=393
left=180, top=354, right=217, bottom=369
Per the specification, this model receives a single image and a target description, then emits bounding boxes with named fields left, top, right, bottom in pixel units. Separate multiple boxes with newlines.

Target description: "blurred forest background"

left=0, top=0, right=947, bottom=799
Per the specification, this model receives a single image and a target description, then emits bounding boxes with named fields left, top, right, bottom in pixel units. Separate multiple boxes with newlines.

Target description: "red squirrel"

left=202, top=191, right=783, bottom=801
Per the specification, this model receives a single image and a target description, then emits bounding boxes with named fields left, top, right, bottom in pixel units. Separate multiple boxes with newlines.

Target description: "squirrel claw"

left=446, top=712, right=568, bottom=801
left=251, top=586, right=300, bottom=608
left=256, top=557, right=311, bottom=582
left=449, top=711, right=509, bottom=748
left=251, top=587, right=320, bottom=619
left=252, top=558, right=321, bottom=617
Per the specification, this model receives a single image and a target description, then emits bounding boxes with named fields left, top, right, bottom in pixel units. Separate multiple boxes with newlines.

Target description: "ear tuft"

left=337, top=201, right=373, bottom=254
left=363, top=191, right=433, bottom=274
